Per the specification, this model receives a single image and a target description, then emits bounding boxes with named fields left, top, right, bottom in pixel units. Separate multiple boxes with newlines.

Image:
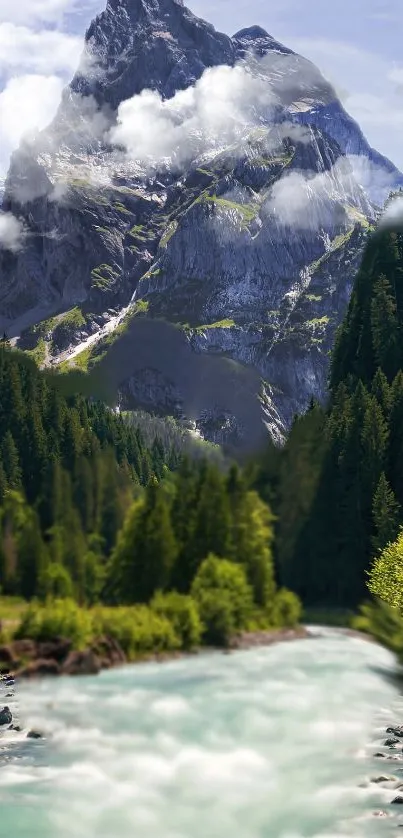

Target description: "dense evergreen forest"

left=0, top=345, right=182, bottom=601
left=0, top=345, right=299, bottom=648
left=3, top=215, right=403, bottom=650
left=252, top=221, right=403, bottom=609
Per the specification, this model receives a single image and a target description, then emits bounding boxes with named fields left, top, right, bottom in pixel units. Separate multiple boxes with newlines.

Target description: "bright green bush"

left=193, top=590, right=235, bottom=646
left=191, top=554, right=253, bottom=646
left=15, top=600, right=181, bottom=658
left=367, top=531, right=403, bottom=610
left=15, top=598, right=94, bottom=649
left=151, top=592, right=202, bottom=649
left=351, top=599, right=403, bottom=657
left=91, top=606, right=180, bottom=658
left=269, top=588, right=302, bottom=628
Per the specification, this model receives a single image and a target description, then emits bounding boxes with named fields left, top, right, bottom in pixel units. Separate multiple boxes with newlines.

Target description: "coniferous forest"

left=0, top=344, right=301, bottom=653
left=2, top=220, right=403, bottom=656
left=253, top=221, right=403, bottom=616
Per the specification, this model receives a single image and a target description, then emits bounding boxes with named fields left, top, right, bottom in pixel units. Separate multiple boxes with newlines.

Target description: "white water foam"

left=0, top=631, right=401, bottom=838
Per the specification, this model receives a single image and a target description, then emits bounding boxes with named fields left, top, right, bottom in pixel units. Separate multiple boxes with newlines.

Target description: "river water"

left=1, top=629, right=403, bottom=838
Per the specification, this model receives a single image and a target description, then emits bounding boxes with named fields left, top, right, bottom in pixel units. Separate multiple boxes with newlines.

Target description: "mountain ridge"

left=0, top=0, right=402, bottom=449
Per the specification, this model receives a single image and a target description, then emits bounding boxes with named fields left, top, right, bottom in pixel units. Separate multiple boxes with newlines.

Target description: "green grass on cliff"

left=196, top=319, right=236, bottom=332
left=91, top=264, right=119, bottom=290
left=160, top=220, right=179, bottom=248
left=200, top=195, right=260, bottom=227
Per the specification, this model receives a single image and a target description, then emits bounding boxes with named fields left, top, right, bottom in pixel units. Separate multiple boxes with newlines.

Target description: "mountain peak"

left=233, top=26, right=271, bottom=40
left=103, top=0, right=184, bottom=18
left=72, top=0, right=234, bottom=108
left=233, top=25, right=293, bottom=57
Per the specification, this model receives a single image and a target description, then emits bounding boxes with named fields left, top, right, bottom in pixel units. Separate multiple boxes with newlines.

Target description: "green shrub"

left=367, top=531, right=403, bottom=610
left=269, top=588, right=302, bottom=628
left=15, top=598, right=94, bottom=649
left=351, top=599, right=403, bottom=657
left=91, top=606, right=180, bottom=658
left=191, top=554, right=254, bottom=646
left=193, top=590, right=235, bottom=646
left=151, top=592, right=202, bottom=649
left=15, top=600, right=181, bottom=659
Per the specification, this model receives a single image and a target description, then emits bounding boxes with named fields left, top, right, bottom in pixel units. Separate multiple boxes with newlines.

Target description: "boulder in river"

left=0, top=707, right=12, bottom=725
left=384, top=738, right=400, bottom=746
left=386, top=726, right=403, bottom=737
left=27, top=730, right=43, bottom=740
left=371, top=776, right=396, bottom=784
left=391, top=796, right=403, bottom=804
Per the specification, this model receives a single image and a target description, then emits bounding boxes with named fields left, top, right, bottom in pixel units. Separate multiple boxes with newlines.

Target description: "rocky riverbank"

left=368, top=722, right=403, bottom=820
left=0, top=627, right=311, bottom=680
left=0, top=671, right=43, bottom=741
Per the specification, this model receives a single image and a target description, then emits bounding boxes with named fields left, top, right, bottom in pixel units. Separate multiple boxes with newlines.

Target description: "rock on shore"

left=0, top=635, right=127, bottom=679
left=0, top=627, right=310, bottom=679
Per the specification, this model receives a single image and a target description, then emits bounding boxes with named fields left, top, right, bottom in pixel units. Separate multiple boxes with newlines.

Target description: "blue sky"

left=0, top=0, right=402, bottom=177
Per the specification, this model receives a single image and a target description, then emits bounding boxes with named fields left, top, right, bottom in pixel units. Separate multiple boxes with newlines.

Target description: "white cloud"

left=0, top=0, right=99, bottom=26
left=347, top=155, right=399, bottom=206
left=110, top=63, right=278, bottom=169
left=0, top=23, right=83, bottom=76
left=380, top=194, right=403, bottom=228
left=0, top=74, right=64, bottom=175
left=262, top=157, right=374, bottom=230
left=0, top=1, right=99, bottom=180
left=0, top=212, right=24, bottom=251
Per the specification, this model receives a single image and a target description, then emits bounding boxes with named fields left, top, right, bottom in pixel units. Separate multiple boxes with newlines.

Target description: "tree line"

left=251, top=222, right=403, bottom=609
left=0, top=346, right=299, bottom=644
left=0, top=346, right=178, bottom=601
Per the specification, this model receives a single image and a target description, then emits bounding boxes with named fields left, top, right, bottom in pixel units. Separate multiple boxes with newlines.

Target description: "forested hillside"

left=5, top=215, right=403, bottom=643
left=0, top=344, right=299, bottom=650
left=0, top=343, right=181, bottom=601
left=253, top=220, right=403, bottom=608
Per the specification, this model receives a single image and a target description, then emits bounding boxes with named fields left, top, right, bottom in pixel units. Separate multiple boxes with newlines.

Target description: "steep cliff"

left=0, top=0, right=400, bottom=448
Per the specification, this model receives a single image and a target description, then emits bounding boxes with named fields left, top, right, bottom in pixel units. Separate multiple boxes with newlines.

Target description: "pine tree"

left=170, top=457, right=199, bottom=592
left=389, top=371, right=403, bottom=506
left=231, top=490, right=276, bottom=608
left=372, top=473, right=401, bottom=555
left=371, top=275, right=400, bottom=381
left=360, top=395, right=389, bottom=494
left=185, top=464, right=232, bottom=584
left=136, top=480, right=178, bottom=602
left=17, top=506, right=48, bottom=600
left=371, top=368, right=391, bottom=416
left=109, top=482, right=178, bottom=604
left=2, top=432, right=22, bottom=490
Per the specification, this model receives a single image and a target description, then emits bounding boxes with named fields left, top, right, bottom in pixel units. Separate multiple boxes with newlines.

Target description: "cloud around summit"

left=0, top=213, right=24, bottom=251
left=109, top=64, right=279, bottom=169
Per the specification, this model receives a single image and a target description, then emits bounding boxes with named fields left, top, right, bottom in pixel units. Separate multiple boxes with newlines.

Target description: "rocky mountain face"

left=1, top=0, right=402, bottom=450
